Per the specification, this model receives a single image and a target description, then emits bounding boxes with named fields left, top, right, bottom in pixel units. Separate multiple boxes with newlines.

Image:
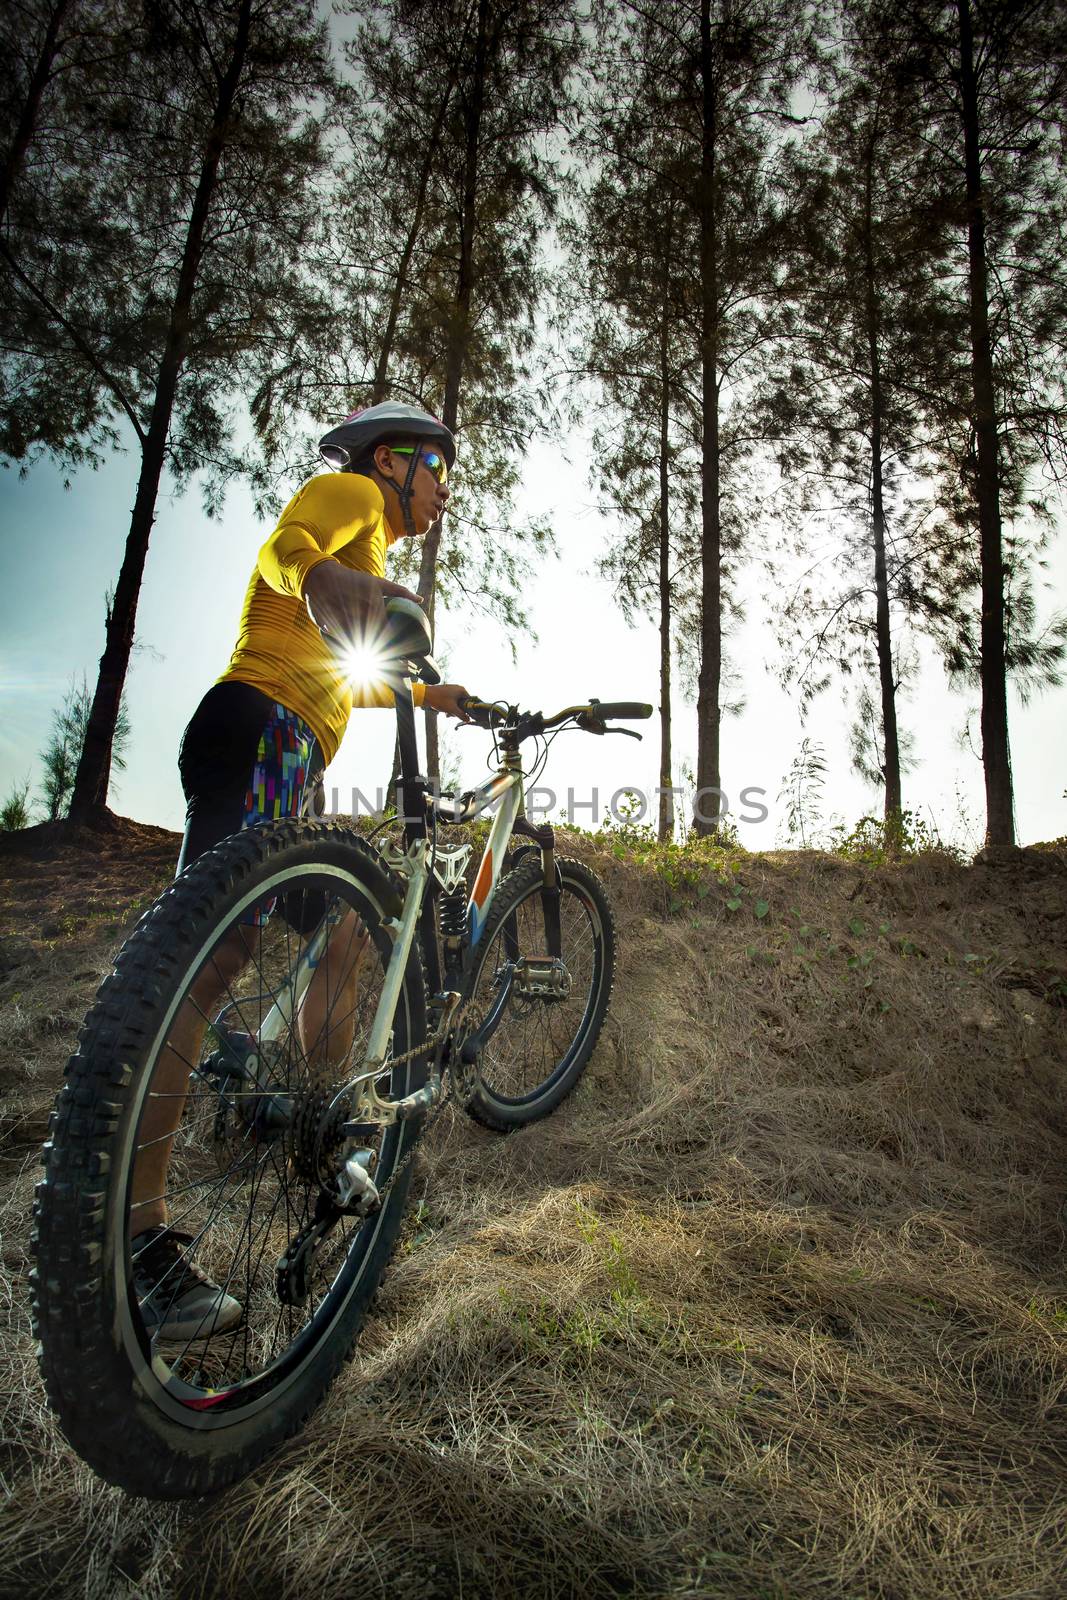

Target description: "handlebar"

left=589, top=702, right=654, bottom=721
left=458, top=695, right=653, bottom=742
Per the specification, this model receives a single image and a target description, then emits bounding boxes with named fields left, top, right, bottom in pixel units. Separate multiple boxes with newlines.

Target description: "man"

left=131, top=402, right=471, bottom=1337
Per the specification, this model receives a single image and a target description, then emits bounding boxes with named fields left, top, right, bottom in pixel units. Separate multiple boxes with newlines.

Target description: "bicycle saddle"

left=384, top=596, right=441, bottom=685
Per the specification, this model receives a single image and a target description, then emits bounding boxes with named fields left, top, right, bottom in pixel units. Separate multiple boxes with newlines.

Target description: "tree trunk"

left=0, top=0, right=73, bottom=224
left=957, top=0, right=1014, bottom=848
left=861, top=128, right=902, bottom=821
left=657, top=240, right=674, bottom=844
left=417, top=0, right=490, bottom=781
left=693, top=0, right=722, bottom=838
left=375, top=70, right=464, bottom=799
left=68, top=0, right=253, bottom=822
left=370, top=70, right=459, bottom=404
left=387, top=734, right=402, bottom=813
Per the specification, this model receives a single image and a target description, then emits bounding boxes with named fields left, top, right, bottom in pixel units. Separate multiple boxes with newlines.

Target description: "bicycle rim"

left=116, top=861, right=417, bottom=1426
left=470, top=864, right=607, bottom=1106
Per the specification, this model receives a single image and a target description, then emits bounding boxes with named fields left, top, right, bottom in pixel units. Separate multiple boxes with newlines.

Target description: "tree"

left=1, top=0, right=76, bottom=226
left=322, top=0, right=578, bottom=777
left=565, top=89, right=700, bottom=839
left=879, top=0, right=1067, bottom=847
left=759, top=36, right=959, bottom=821
left=0, top=0, right=336, bottom=822
left=40, top=671, right=131, bottom=821
left=587, top=1, right=818, bottom=837
left=0, top=0, right=139, bottom=471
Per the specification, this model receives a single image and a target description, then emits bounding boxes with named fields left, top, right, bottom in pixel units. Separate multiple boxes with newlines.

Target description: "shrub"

left=828, top=809, right=961, bottom=864
left=0, top=779, right=33, bottom=832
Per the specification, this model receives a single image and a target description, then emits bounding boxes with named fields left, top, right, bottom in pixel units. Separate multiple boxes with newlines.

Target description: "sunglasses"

left=389, top=445, right=448, bottom=484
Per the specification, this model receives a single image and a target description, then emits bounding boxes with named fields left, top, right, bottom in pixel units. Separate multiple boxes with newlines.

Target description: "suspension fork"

left=459, top=819, right=561, bottom=1066
left=510, top=817, right=562, bottom=959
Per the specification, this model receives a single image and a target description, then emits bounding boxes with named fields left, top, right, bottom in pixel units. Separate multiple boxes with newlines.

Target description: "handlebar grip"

left=457, top=695, right=498, bottom=729
left=593, top=702, right=654, bottom=720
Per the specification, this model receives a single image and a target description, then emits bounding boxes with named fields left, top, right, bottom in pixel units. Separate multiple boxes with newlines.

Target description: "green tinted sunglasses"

left=389, top=445, right=448, bottom=484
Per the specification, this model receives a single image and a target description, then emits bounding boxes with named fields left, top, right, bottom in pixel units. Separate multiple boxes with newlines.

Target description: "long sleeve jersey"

left=217, top=471, right=425, bottom=763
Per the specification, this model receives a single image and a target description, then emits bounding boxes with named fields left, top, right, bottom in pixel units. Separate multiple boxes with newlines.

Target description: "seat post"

left=391, top=672, right=428, bottom=847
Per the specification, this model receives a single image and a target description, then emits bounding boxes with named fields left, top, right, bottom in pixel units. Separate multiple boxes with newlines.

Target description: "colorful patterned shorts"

left=238, top=702, right=319, bottom=924
left=177, top=682, right=325, bottom=929
left=242, top=700, right=318, bottom=831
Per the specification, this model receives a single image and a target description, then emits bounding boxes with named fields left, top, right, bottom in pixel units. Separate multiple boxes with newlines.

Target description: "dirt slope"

left=1, top=819, right=1065, bottom=1600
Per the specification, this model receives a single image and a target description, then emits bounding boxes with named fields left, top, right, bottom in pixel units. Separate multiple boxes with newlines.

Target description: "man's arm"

left=423, top=683, right=473, bottom=722
left=304, top=568, right=471, bottom=722
left=302, top=561, right=420, bottom=643
left=257, top=474, right=384, bottom=601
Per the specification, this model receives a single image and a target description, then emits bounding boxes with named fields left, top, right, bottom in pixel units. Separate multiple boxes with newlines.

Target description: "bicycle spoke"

left=119, top=858, right=417, bottom=1404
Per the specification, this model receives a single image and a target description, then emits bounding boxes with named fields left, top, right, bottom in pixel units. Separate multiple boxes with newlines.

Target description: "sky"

left=1, top=435, right=1064, bottom=854
left=3, top=3, right=1064, bottom=855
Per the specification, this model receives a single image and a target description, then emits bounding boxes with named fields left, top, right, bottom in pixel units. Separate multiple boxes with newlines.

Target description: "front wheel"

left=31, top=819, right=427, bottom=1498
left=460, top=855, right=615, bottom=1131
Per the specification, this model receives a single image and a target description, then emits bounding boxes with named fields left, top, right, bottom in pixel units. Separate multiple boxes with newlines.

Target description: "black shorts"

left=176, top=682, right=324, bottom=878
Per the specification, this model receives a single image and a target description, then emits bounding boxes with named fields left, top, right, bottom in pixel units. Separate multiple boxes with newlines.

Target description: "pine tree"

left=586, top=1, right=818, bottom=837
left=324, top=0, right=579, bottom=776
left=40, top=672, right=130, bottom=821
left=565, top=73, right=700, bottom=840
left=876, top=0, right=1067, bottom=848
left=0, top=0, right=135, bottom=470
left=0, top=0, right=337, bottom=822
left=759, top=37, right=959, bottom=822
left=1, top=0, right=76, bottom=225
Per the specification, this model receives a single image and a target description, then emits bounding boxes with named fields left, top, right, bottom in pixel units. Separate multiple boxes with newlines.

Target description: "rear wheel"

left=461, top=856, right=614, bottom=1131
left=32, top=819, right=426, bottom=1498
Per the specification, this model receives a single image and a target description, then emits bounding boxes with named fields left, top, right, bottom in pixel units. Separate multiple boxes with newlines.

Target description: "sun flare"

left=341, top=644, right=386, bottom=691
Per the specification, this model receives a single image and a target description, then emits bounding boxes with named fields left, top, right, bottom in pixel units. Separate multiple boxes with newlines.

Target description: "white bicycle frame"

left=247, top=743, right=528, bottom=1128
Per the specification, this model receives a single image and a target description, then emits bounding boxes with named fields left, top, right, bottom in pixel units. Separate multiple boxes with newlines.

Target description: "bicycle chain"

left=362, top=995, right=485, bottom=1209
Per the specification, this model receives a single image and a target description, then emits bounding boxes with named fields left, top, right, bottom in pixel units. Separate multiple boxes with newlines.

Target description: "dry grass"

left=1, top=819, right=1065, bottom=1598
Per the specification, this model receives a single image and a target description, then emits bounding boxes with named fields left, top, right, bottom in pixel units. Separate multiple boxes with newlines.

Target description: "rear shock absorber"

left=440, top=887, right=466, bottom=947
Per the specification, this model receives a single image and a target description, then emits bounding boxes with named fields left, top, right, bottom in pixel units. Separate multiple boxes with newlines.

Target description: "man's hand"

left=304, top=561, right=422, bottom=642
left=423, top=683, right=473, bottom=722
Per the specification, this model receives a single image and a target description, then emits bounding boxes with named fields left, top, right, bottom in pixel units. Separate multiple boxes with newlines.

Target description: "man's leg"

left=297, top=908, right=373, bottom=1076
left=130, top=926, right=254, bottom=1235
left=133, top=681, right=276, bottom=1237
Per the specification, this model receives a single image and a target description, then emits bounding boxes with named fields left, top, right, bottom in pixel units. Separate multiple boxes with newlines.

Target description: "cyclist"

left=130, top=402, right=471, bottom=1338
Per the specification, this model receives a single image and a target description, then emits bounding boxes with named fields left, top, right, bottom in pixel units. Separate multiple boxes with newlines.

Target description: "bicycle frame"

left=242, top=673, right=545, bottom=1126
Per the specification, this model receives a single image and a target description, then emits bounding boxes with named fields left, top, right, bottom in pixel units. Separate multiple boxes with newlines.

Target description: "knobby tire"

left=31, top=819, right=427, bottom=1498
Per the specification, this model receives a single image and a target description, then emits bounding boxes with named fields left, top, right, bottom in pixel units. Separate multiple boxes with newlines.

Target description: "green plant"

left=778, top=738, right=826, bottom=847
left=828, top=809, right=959, bottom=864
left=604, top=788, right=656, bottom=849
left=605, top=1232, right=640, bottom=1308
left=0, top=778, right=33, bottom=832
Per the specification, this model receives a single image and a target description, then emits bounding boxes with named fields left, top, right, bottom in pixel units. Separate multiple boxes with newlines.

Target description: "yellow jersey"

left=218, top=471, right=425, bottom=763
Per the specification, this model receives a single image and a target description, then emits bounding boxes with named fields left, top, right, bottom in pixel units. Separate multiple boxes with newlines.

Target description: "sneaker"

left=131, top=1228, right=242, bottom=1341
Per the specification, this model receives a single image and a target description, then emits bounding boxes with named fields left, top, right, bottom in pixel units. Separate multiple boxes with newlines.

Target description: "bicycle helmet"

left=319, top=402, right=456, bottom=471
left=319, top=402, right=456, bottom=537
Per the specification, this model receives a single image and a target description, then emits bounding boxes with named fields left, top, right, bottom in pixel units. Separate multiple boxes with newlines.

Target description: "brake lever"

left=606, top=727, right=642, bottom=740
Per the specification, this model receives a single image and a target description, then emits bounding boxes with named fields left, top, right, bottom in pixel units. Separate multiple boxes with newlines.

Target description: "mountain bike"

left=31, top=599, right=651, bottom=1497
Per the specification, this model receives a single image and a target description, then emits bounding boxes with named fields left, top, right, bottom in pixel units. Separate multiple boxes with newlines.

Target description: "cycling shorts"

left=176, top=683, right=325, bottom=925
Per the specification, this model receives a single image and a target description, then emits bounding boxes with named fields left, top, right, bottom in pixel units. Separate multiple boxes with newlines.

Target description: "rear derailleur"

left=275, top=1131, right=382, bottom=1307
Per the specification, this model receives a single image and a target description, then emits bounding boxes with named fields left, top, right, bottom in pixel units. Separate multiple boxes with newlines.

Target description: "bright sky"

left=1, top=436, right=1064, bottom=852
